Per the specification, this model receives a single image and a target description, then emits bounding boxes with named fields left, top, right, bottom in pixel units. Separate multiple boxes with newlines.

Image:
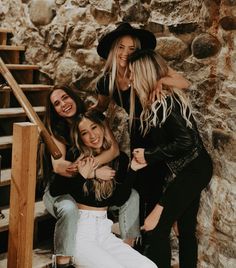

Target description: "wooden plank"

left=5, top=64, right=39, bottom=70
left=7, top=122, right=38, bottom=268
left=0, top=58, right=62, bottom=159
left=0, top=201, right=49, bottom=232
left=0, top=33, right=8, bottom=46
left=0, top=45, right=25, bottom=51
left=0, top=136, right=12, bottom=149
left=0, top=50, right=22, bottom=64
left=0, top=28, right=13, bottom=34
left=0, top=91, right=10, bottom=107
left=0, top=106, right=45, bottom=118
left=0, top=84, right=53, bottom=92
left=0, top=168, right=11, bottom=186
left=0, top=246, right=52, bottom=268
left=0, top=31, right=13, bottom=46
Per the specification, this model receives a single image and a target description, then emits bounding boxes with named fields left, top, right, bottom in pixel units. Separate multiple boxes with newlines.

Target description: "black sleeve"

left=96, top=75, right=110, bottom=96
left=49, top=173, right=86, bottom=197
left=90, top=109, right=106, bottom=121
left=144, top=112, right=196, bottom=165
left=110, top=152, right=137, bottom=206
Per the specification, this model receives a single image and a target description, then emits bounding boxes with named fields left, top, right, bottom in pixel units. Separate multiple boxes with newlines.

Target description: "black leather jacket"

left=144, top=97, right=204, bottom=175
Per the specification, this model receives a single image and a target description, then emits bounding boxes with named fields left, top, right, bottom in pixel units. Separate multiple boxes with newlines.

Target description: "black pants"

left=134, top=162, right=168, bottom=224
left=145, top=150, right=213, bottom=268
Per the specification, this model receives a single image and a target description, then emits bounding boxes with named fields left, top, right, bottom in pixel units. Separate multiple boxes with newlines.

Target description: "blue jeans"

left=43, top=188, right=140, bottom=256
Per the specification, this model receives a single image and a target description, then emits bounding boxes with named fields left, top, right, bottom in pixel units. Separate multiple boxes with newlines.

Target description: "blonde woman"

left=50, top=110, right=157, bottom=268
left=94, top=23, right=191, bottom=250
left=128, top=49, right=213, bottom=268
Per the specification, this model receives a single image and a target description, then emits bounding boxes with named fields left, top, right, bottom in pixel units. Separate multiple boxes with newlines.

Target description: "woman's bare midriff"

left=77, top=203, right=108, bottom=211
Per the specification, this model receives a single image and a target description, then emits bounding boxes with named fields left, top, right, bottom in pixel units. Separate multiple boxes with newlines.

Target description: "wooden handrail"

left=0, top=57, right=62, bottom=159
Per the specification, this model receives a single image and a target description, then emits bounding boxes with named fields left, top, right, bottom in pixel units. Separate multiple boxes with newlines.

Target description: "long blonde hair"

left=101, top=35, right=141, bottom=107
left=128, top=49, right=192, bottom=136
left=71, top=110, right=115, bottom=201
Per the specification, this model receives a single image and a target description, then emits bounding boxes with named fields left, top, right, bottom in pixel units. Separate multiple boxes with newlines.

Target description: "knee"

left=129, top=189, right=140, bottom=204
left=54, top=198, right=78, bottom=218
left=120, top=189, right=140, bottom=212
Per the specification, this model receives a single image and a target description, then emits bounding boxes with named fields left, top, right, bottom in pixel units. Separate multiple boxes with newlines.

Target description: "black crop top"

left=49, top=152, right=137, bottom=207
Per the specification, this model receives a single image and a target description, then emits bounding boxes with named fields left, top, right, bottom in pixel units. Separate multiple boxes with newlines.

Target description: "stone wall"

left=0, top=0, right=235, bottom=267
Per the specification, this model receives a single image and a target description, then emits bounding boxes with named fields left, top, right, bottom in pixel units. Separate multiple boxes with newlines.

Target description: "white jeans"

left=74, top=210, right=157, bottom=268
left=43, top=188, right=140, bottom=256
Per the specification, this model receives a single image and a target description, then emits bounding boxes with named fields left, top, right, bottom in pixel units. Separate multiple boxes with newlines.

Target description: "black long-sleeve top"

left=49, top=152, right=137, bottom=207
left=144, top=96, right=204, bottom=174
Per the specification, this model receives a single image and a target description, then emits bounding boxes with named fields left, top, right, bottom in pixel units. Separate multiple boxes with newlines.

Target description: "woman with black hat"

left=93, top=22, right=190, bottom=250
left=95, top=22, right=190, bottom=118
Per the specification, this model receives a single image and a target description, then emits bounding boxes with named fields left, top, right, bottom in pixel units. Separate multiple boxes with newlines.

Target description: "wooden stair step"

left=0, top=168, right=11, bottom=186
left=5, top=64, right=39, bottom=70
left=0, top=200, right=50, bottom=233
left=0, top=251, right=52, bottom=268
left=0, top=106, right=45, bottom=118
left=0, top=84, right=53, bottom=92
left=0, top=45, right=25, bottom=51
left=0, top=28, right=13, bottom=34
left=0, top=135, right=12, bottom=150
left=0, top=46, right=25, bottom=64
left=0, top=246, right=52, bottom=268
left=0, top=169, right=44, bottom=187
left=0, top=29, right=13, bottom=46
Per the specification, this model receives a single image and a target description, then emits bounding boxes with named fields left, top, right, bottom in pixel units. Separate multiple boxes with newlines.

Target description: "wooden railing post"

left=7, top=122, right=38, bottom=268
left=0, top=57, right=62, bottom=159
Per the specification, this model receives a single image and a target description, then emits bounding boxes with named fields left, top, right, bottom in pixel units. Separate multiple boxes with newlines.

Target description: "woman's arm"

left=151, top=67, right=190, bottom=102
left=160, top=67, right=191, bottom=89
left=50, top=136, right=77, bottom=177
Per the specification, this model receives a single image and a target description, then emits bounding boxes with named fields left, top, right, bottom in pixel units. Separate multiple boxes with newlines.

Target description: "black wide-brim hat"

left=97, top=22, right=156, bottom=59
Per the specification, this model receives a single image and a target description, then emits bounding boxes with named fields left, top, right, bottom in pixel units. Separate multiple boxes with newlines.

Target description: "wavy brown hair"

left=44, top=86, right=86, bottom=145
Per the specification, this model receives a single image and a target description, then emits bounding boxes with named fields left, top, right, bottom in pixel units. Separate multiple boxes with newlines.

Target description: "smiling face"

left=116, top=35, right=136, bottom=69
left=78, top=117, right=104, bottom=151
left=50, top=89, right=77, bottom=118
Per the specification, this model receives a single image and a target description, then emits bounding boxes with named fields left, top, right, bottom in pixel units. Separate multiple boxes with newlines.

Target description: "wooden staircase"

left=0, top=27, right=55, bottom=267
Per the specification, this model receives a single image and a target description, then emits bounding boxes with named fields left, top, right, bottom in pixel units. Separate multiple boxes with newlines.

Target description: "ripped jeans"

left=43, top=188, right=140, bottom=256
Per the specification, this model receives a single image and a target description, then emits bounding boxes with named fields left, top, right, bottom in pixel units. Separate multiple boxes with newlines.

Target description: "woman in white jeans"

left=43, top=86, right=140, bottom=267
left=50, top=110, right=157, bottom=268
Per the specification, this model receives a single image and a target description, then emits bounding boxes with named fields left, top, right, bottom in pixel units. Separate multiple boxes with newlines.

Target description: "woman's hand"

left=149, top=68, right=190, bottom=102
left=133, top=148, right=146, bottom=164
left=65, top=163, right=79, bottom=176
left=130, top=157, right=147, bottom=171
left=141, top=204, right=163, bottom=231
left=77, top=157, right=94, bottom=179
left=149, top=79, right=162, bottom=102
left=95, top=165, right=116, bottom=181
